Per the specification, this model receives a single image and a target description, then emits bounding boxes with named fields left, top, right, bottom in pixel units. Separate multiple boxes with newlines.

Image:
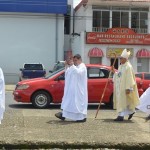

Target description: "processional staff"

left=95, top=52, right=117, bottom=119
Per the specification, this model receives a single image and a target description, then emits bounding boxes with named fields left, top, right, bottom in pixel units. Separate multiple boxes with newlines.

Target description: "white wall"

left=0, top=13, right=64, bottom=84
left=85, top=5, right=92, bottom=32
left=74, top=5, right=86, bottom=34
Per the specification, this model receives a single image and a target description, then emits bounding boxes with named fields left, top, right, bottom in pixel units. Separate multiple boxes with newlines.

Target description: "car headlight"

left=16, top=84, right=30, bottom=90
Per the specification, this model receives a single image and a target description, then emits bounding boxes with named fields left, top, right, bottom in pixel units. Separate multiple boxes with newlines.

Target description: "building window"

left=112, top=11, right=129, bottom=28
left=102, top=11, right=109, bottom=28
left=131, top=12, right=139, bottom=28
left=121, top=12, right=129, bottom=27
left=112, top=11, right=120, bottom=27
left=90, top=57, right=102, bottom=64
left=93, top=11, right=109, bottom=31
left=137, top=58, right=149, bottom=72
left=93, top=11, right=101, bottom=28
left=92, top=6, right=148, bottom=33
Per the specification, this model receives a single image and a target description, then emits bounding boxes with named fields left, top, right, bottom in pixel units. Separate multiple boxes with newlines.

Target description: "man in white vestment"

left=0, top=68, right=5, bottom=124
left=112, top=49, right=140, bottom=121
left=55, top=54, right=88, bottom=122
left=136, top=87, right=150, bottom=121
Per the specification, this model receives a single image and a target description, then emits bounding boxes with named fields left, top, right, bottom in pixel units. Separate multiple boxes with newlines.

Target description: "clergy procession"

left=54, top=51, right=150, bottom=123
left=1, top=51, right=150, bottom=125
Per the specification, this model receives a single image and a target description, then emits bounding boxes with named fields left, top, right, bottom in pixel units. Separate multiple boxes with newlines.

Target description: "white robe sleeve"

left=0, top=68, right=5, bottom=124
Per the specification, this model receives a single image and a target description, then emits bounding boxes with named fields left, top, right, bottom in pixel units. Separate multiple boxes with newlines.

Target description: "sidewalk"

left=3, top=85, right=150, bottom=149
left=5, top=84, right=15, bottom=91
left=0, top=108, right=150, bottom=149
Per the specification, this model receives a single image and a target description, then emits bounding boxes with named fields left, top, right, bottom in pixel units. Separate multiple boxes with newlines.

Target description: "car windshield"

left=24, top=64, right=43, bottom=70
left=45, top=67, right=65, bottom=79
left=52, top=62, right=65, bottom=72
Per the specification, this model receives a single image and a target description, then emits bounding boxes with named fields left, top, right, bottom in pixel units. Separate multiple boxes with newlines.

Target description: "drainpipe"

left=73, top=10, right=75, bottom=36
left=55, top=14, right=58, bottom=62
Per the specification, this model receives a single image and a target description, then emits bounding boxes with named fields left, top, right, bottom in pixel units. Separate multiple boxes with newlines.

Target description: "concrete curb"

left=0, top=141, right=150, bottom=149
left=5, top=85, right=15, bottom=91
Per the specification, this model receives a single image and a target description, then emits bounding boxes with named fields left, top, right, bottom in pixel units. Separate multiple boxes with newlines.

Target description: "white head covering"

left=121, top=49, right=130, bottom=59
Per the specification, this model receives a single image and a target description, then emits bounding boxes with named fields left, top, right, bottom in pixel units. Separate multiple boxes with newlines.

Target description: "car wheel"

left=32, top=91, right=51, bottom=108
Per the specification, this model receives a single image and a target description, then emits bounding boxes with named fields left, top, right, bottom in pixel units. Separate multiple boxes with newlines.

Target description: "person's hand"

left=64, top=60, right=67, bottom=66
left=111, top=66, right=115, bottom=73
left=126, top=89, right=130, bottom=94
left=69, top=61, right=74, bottom=66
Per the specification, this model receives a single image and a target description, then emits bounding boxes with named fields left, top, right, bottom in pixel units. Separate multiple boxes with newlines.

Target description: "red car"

left=135, top=72, right=150, bottom=91
left=13, top=64, right=143, bottom=109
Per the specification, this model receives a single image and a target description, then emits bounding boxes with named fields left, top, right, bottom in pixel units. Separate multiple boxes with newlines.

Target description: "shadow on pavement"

left=47, top=120, right=78, bottom=125
left=100, top=118, right=135, bottom=123
left=9, top=103, right=113, bottom=110
left=9, top=104, right=36, bottom=109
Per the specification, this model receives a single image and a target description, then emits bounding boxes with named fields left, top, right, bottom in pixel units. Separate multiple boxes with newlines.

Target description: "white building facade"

left=0, top=0, right=67, bottom=84
left=72, top=0, right=150, bottom=72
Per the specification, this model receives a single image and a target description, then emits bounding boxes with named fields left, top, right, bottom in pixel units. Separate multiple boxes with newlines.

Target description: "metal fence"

left=92, top=27, right=148, bottom=34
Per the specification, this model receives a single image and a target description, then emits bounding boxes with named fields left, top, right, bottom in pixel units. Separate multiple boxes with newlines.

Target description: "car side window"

left=88, top=68, right=109, bottom=79
left=55, top=73, right=65, bottom=81
left=144, top=74, right=150, bottom=80
left=135, top=74, right=142, bottom=79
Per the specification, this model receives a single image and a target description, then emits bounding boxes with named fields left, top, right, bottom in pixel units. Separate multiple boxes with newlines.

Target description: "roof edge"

left=74, top=0, right=88, bottom=12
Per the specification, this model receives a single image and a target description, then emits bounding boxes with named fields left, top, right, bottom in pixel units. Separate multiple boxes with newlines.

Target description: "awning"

left=136, top=49, right=150, bottom=58
left=88, top=47, right=104, bottom=57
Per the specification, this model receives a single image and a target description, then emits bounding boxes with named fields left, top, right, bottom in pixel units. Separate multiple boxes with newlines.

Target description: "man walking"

left=55, top=54, right=88, bottom=122
left=112, top=49, right=140, bottom=121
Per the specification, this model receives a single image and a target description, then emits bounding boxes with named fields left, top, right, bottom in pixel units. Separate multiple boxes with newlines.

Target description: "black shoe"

left=128, top=112, right=135, bottom=120
left=55, top=112, right=65, bottom=121
left=76, top=118, right=86, bottom=122
left=114, top=116, right=124, bottom=121
left=145, top=115, right=150, bottom=122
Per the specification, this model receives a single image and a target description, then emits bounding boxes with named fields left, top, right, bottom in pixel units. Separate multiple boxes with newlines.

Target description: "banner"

left=86, top=28, right=150, bottom=45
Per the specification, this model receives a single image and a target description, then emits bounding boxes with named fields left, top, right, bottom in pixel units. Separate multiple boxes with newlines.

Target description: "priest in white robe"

left=112, top=49, right=140, bottom=121
left=136, top=87, right=150, bottom=121
left=0, top=68, right=5, bottom=124
left=55, top=54, right=88, bottom=122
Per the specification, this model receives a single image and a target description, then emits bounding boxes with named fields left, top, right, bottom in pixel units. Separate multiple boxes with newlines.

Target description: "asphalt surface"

left=1, top=85, right=150, bottom=149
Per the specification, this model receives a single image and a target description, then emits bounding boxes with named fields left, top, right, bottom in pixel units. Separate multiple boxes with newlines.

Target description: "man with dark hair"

left=55, top=54, right=88, bottom=122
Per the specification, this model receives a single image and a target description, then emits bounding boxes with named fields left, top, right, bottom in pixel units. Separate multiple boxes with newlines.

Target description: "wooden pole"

left=95, top=52, right=117, bottom=119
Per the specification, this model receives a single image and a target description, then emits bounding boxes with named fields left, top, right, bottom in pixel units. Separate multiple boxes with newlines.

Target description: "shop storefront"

left=86, top=28, right=150, bottom=71
left=88, top=47, right=103, bottom=64
left=72, top=0, right=150, bottom=72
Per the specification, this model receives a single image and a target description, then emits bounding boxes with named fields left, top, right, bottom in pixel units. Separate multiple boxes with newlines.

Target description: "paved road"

left=1, top=91, right=150, bottom=149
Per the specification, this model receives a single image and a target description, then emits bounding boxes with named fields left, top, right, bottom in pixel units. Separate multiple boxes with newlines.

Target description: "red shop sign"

left=86, top=28, right=150, bottom=45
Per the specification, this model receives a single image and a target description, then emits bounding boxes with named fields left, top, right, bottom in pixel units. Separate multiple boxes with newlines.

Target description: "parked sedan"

left=135, top=72, right=150, bottom=91
left=13, top=64, right=143, bottom=109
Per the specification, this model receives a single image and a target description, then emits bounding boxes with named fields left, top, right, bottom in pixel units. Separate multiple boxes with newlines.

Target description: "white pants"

left=62, top=110, right=86, bottom=121
left=118, top=109, right=135, bottom=117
